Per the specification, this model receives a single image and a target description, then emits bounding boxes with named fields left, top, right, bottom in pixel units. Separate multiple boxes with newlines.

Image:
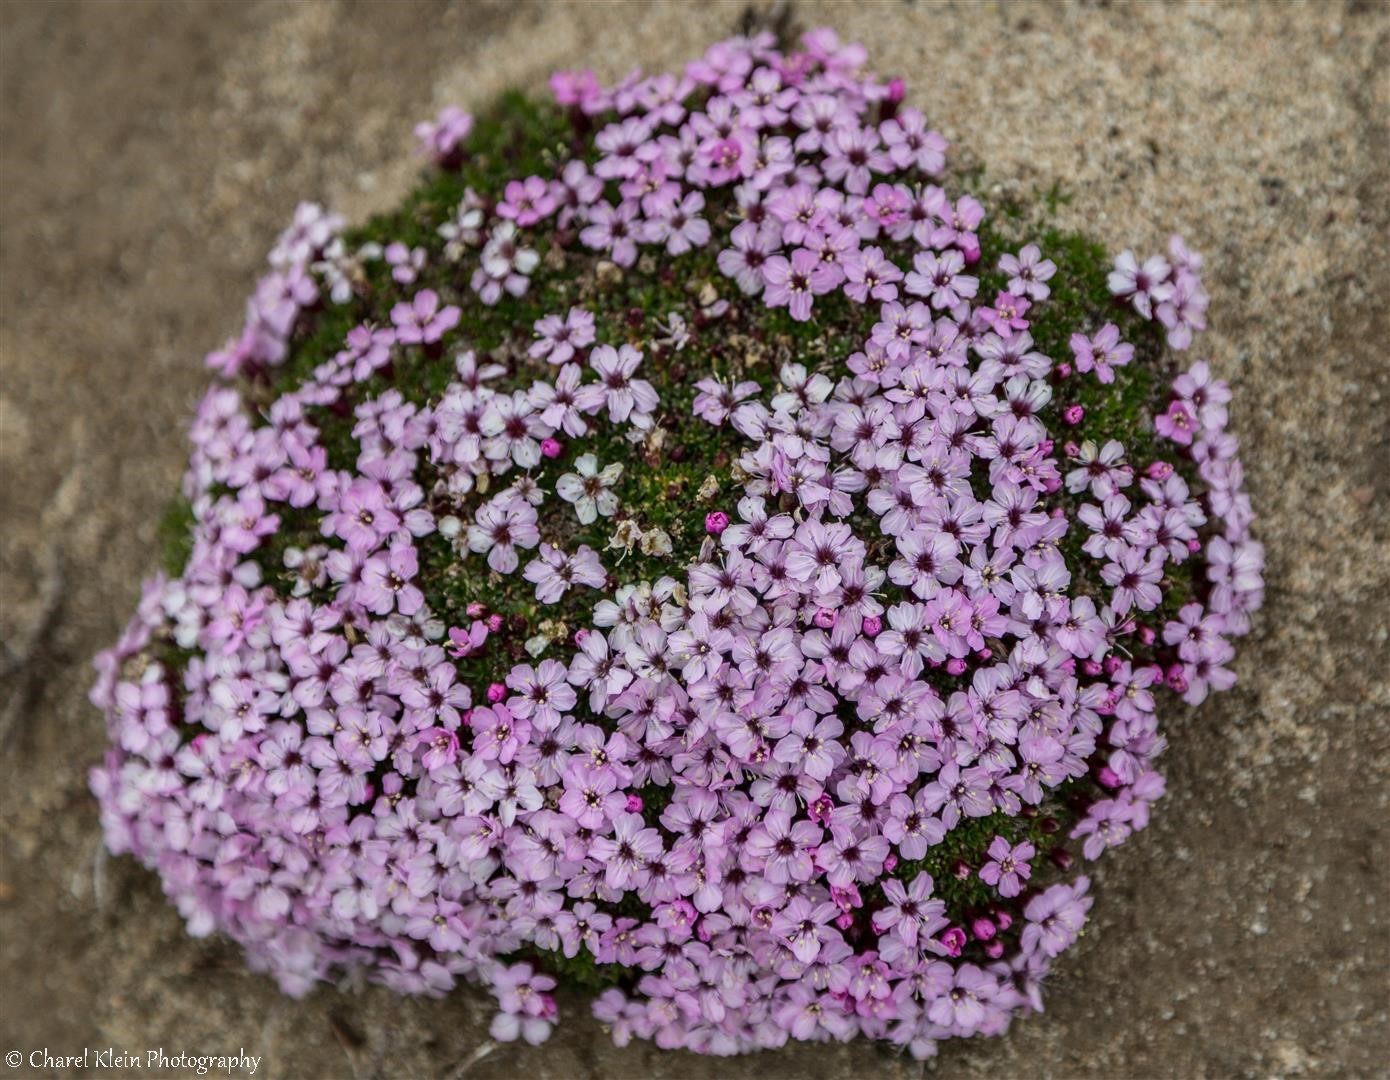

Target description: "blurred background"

left=1, top=1, right=1386, bottom=1076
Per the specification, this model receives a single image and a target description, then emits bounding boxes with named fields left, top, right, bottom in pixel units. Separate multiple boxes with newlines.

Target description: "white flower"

left=438, top=190, right=486, bottom=260
left=555, top=454, right=623, bottom=524
left=771, top=361, right=834, bottom=414
left=481, top=221, right=540, bottom=278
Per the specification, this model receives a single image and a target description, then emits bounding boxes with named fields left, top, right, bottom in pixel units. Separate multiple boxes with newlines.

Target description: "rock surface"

left=1, top=1, right=1386, bottom=1076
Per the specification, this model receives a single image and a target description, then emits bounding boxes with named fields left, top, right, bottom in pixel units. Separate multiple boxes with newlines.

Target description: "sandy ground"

left=2, top=1, right=1388, bottom=1077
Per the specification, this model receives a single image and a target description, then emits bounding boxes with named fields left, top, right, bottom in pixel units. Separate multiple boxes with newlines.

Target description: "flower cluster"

left=204, top=203, right=340, bottom=377
left=1108, top=236, right=1209, bottom=350
left=91, top=27, right=1261, bottom=1060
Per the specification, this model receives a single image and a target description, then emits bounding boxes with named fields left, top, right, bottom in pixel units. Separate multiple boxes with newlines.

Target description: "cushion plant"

left=91, top=27, right=1263, bottom=1058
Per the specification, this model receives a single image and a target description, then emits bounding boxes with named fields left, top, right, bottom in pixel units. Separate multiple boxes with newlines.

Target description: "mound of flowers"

left=90, top=27, right=1263, bottom=1058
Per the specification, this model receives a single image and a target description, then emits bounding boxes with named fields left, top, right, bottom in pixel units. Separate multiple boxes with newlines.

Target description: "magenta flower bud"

left=486, top=682, right=506, bottom=704
left=1050, top=506, right=1067, bottom=519
left=1103, top=655, right=1124, bottom=675
left=1097, top=765, right=1122, bottom=789
left=1082, top=659, right=1103, bottom=677
left=1054, top=361, right=1073, bottom=379
left=1166, top=663, right=1190, bottom=693
left=625, top=794, right=645, bottom=813
left=939, top=927, right=967, bottom=957
left=993, top=910, right=1014, bottom=932
left=1063, top=404, right=1086, bottom=425
left=971, top=917, right=997, bottom=942
left=1187, top=537, right=1202, bottom=553
left=1040, top=816, right=1060, bottom=835
left=945, top=657, right=967, bottom=676
left=887, top=76, right=906, bottom=104
left=835, top=912, right=855, bottom=931
left=466, top=601, right=487, bottom=617
left=984, top=939, right=1006, bottom=959
left=705, top=510, right=730, bottom=535
left=1063, top=440, right=1081, bottom=457
left=953, top=860, right=972, bottom=881
left=574, top=627, right=590, bottom=645
left=540, top=437, right=564, bottom=459
left=1138, top=625, right=1157, bottom=646
left=1049, top=846, right=1074, bottom=871
left=976, top=647, right=992, bottom=660
left=1060, top=657, right=1077, bottom=674
left=814, top=607, right=836, bottom=629
left=1145, top=460, right=1174, bottom=480
left=1042, top=474, right=1063, bottom=493
left=861, top=615, right=883, bottom=637
left=487, top=613, right=504, bottom=633
left=697, top=921, right=712, bottom=943
left=882, top=853, right=898, bottom=872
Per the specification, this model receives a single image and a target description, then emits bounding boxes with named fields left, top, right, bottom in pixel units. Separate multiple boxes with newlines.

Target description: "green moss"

left=160, top=89, right=1206, bottom=985
left=502, top=943, right=633, bottom=993
left=870, top=784, right=1078, bottom=914
left=157, top=496, right=197, bottom=577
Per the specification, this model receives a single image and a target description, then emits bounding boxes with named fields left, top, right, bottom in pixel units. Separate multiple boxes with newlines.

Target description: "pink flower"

left=978, top=835, right=1035, bottom=898
left=1108, top=249, right=1174, bottom=318
left=1155, top=399, right=1199, bottom=445
left=470, top=703, right=530, bottom=764
left=762, top=248, right=837, bottom=322
left=880, top=106, right=947, bottom=174
left=904, top=249, right=978, bottom=309
left=523, top=543, right=607, bottom=604
left=447, top=620, right=489, bottom=658
left=414, top=105, right=473, bottom=165
left=414, top=728, right=459, bottom=773
left=577, top=344, right=658, bottom=427
left=358, top=541, right=423, bottom=616
left=591, top=813, right=664, bottom=890
left=530, top=307, right=596, bottom=365
left=979, top=291, right=1031, bottom=338
left=467, top=494, right=540, bottom=573
left=390, top=289, right=460, bottom=345
left=1069, top=323, right=1134, bottom=383
left=692, top=375, right=761, bottom=426
left=579, top=201, right=641, bottom=266
left=498, top=175, right=557, bottom=227
left=998, top=243, right=1056, bottom=300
